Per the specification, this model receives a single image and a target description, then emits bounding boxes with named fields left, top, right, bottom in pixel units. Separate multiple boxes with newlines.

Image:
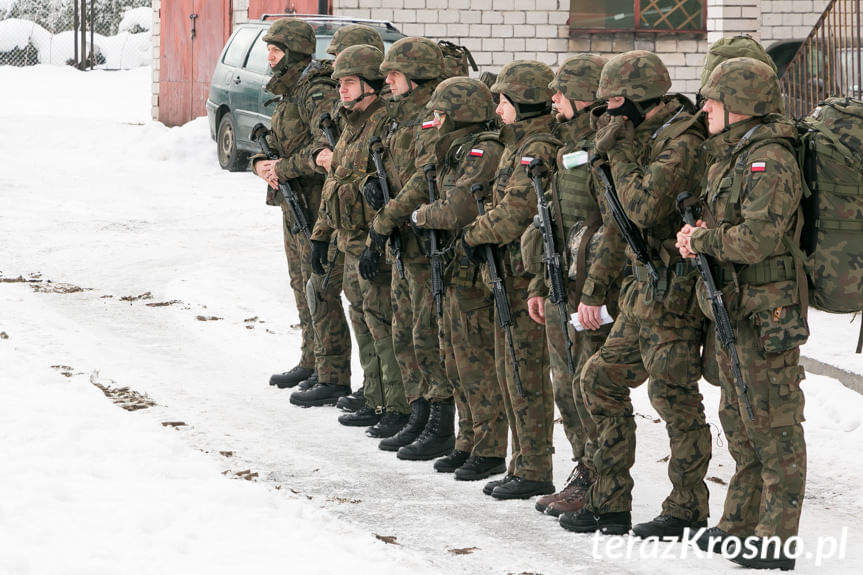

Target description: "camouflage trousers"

left=581, top=311, right=711, bottom=521
left=713, top=313, right=807, bottom=541
left=281, top=205, right=315, bottom=369
left=544, top=298, right=608, bottom=465
left=496, top=274, right=554, bottom=482
left=305, top=246, right=351, bottom=386
left=391, top=261, right=450, bottom=403
left=342, top=251, right=408, bottom=414
left=442, top=282, right=508, bottom=457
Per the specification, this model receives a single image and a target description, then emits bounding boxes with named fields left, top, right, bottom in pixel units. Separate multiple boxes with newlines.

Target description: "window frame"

left=569, top=0, right=707, bottom=35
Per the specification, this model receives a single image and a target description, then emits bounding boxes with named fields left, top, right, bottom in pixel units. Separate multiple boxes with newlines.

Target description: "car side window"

left=246, top=35, right=271, bottom=75
left=223, top=27, right=260, bottom=68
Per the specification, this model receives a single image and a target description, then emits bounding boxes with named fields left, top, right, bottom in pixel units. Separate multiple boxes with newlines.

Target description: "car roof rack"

left=259, top=14, right=400, bottom=32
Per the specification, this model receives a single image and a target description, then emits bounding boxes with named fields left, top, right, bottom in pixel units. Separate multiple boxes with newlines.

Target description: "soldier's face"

left=607, top=96, right=625, bottom=112
left=386, top=71, right=411, bottom=96
left=496, top=94, right=517, bottom=124
left=338, top=76, right=373, bottom=109
left=551, top=91, right=574, bottom=120
left=703, top=98, right=725, bottom=134
left=266, top=44, right=285, bottom=68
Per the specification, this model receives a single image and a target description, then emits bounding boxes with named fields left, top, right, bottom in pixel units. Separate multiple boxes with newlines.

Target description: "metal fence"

left=0, top=0, right=151, bottom=69
left=780, top=0, right=863, bottom=118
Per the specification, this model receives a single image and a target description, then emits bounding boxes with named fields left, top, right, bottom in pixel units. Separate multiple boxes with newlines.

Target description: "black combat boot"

left=728, top=537, right=796, bottom=571
left=378, top=398, right=430, bottom=452
left=453, top=455, right=506, bottom=481
left=483, top=473, right=514, bottom=496
left=433, top=449, right=471, bottom=473
left=289, top=382, right=348, bottom=407
left=336, top=386, right=365, bottom=412
left=695, top=526, right=737, bottom=553
left=296, top=371, right=318, bottom=391
left=396, top=399, right=455, bottom=461
left=365, top=411, right=411, bottom=438
left=490, top=476, right=555, bottom=500
left=269, top=366, right=315, bottom=389
left=559, top=509, right=631, bottom=535
left=632, top=514, right=707, bottom=540
left=338, top=405, right=381, bottom=427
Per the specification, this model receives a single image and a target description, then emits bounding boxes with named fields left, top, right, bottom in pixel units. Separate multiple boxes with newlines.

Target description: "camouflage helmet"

left=701, top=35, right=777, bottom=87
left=701, top=57, right=785, bottom=117
left=262, top=18, right=315, bottom=56
left=596, top=50, right=671, bottom=102
left=326, top=24, right=384, bottom=56
left=550, top=54, right=608, bottom=102
left=426, top=77, right=496, bottom=123
left=332, top=44, right=385, bottom=81
left=489, top=60, right=554, bottom=105
left=380, top=37, right=443, bottom=80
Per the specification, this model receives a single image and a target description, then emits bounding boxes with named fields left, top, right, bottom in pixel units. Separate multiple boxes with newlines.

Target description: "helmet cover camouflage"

left=596, top=50, right=671, bottom=102
left=489, top=60, right=554, bottom=105
left=326, top=24, right=384, bottom=56
left=701, top=57, right=785, bottom=117
left=550, top=54, right=608, bottom=102
left=701, top=35, right=777, bottom=86
left=426, top=77, right=496, bottom=123
left=262, top=18, right=315, bottom=56
left=332, top=44, right=385, bottom=81
left=379, top=37, right=443, bottom=80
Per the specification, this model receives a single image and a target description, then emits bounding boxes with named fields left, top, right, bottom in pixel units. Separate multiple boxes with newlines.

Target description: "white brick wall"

left=761, top=0, right=830, bottom=48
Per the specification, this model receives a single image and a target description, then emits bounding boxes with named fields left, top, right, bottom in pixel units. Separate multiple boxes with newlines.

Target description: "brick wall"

left=151, top=1, right=160, bottom=120
left=760, top=0, right=830, bottom=47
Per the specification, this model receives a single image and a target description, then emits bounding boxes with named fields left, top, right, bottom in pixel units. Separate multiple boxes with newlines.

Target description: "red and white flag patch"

left=469, top=148, right=484, bottom=157
left=520, top=156, right=533, bottom=165
left=422, top=120, right=435, bottom=129
left=751, top=161, right=767, bottom=172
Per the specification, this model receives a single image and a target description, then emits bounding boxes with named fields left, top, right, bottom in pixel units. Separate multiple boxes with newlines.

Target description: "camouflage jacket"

left=311, top=97, right=389, bottom=256
left=370, top=81, right=441, bottom=262
left=691, top=115, right=803, bottom=318
left=524, top=109, right=624, bottom=313
left=251, top=60, right=339, bottom=212
left=607, top=95, right=706, bottom=322
left=463, top=113, right=560, bottom=277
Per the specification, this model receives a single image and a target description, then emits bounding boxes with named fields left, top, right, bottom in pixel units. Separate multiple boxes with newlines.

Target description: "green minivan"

left=206, top=15, right=404, bottom=171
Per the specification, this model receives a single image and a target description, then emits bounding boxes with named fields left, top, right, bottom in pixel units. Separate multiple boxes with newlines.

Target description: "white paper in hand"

left=570, top=304, right=615, bottom=332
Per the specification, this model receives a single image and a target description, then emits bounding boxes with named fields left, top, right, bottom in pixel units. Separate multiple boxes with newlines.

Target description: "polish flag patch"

left=520, top=156, right=534, bottom=165
left=751, top=161, right=767, bottom=172
left=469, top=148, right=484, bottom=157
left=422, top=120, right=435, bottom=129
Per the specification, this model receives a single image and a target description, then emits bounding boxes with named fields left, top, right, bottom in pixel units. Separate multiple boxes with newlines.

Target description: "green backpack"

left=792, top=97, right=863, bottom=350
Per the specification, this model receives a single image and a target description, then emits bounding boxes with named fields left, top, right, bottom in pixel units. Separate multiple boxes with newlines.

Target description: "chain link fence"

left=0, top=0, right=151, bottom=69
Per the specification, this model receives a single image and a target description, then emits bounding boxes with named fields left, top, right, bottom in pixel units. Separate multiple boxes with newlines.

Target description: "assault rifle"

left=527, top=158, right=574, bottom=375
left=317, top=112, right=340, bottom=289
left=590, top=154, right=659, bottom=285
left=677, top=192, right=754, bottom=421
left=250, top=123, right=310, bottom=241
left=422, top=164, right=445, bottom=318
left=368, top=136, right=405, bottom=279
left=470, top=183, right=524, bottom=396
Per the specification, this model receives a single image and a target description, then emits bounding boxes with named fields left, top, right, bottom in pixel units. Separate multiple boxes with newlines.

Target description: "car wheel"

left=217, top=112, right=247, bottom=171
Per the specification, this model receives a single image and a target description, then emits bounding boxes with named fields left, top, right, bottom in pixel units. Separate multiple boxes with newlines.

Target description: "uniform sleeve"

left=372, top=119, right=439, bottom=235
left=464, top=140, right=556, bottom=247
left=690, top=147, right=802, bottom=265
left=275, top=80, right=340, bottom=182
left=579, top=173, right=628, bottom=306
left=415, top=141, right=504, bottom=231
left=608, top=130, right=704, bottom=229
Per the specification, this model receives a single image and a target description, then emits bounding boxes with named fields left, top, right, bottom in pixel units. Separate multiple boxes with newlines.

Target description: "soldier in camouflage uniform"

left=677, top=58, right=807, bottom=571
left=250, top=19, right=345, bottom=402
left=522, top=54, right=625, bottom=517
left=308, top=24, right=386, bottom=414
left=309, top=45, right=407, bottom=422
left=462, top=60, right=559, bottom=500
left=559, top=51, right=711, bottom=536
left=411, top=77, right=509, bottom=480
left=364, top=38, right=455, bottom=457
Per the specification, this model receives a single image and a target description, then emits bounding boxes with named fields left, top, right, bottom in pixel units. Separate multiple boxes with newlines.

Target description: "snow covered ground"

left=2, top=64, right=863, bottom=575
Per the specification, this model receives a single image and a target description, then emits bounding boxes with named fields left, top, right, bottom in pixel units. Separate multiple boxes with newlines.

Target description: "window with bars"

left=569, top=0, right=706, bottom=33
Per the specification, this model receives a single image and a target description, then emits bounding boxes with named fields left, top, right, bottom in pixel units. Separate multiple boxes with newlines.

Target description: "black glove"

left=368, top=227, right=388, bottom=252
left=358, top=247, right=380, bottom=281
left=461, top=233, right=486, bottom=266
left=310, top=239, right=329, bottom=276
left=362, top=177, right=385, bottom=211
